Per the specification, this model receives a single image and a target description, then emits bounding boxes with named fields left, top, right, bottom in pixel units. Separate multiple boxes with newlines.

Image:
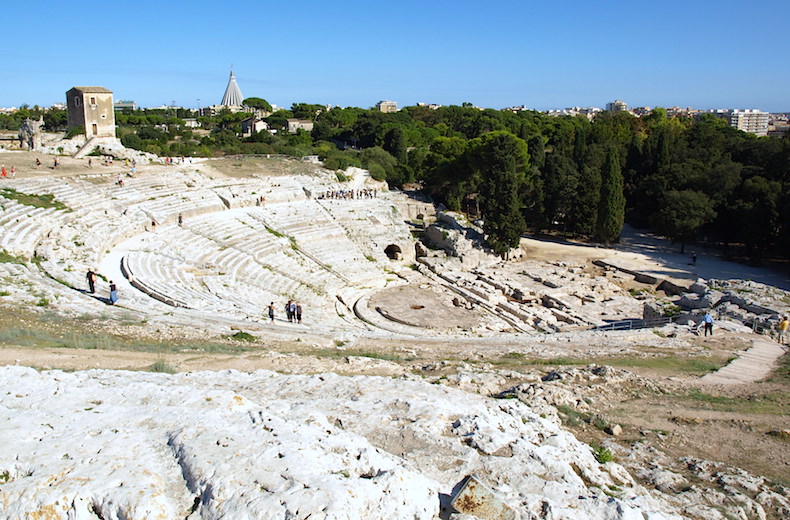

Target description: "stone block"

left=451, top=475, right=515, bottom=520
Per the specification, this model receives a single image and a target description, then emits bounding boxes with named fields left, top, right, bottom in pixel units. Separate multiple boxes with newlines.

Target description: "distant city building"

left=631, top=106, right=652, bottom=117
left=286, top=119, right=314, bottom=134
left=114, top=100, right=137, bottom=111
left=241, top=117, right=269, bottom=137
left=416, top=102, right=443, bottom=110
left=65, top=86, right=116, bottom=138
left=376, top=100, right=398, bottom=113
left=182, top=118, right=201, bottom=129
left=545, top=106, right=602, bottom=120
left=767, top=113, right=789, bottom=138
left=710, top=109, right=769, bottom=136
left=605, top=100, right=628, bottom=112
left=505, top=105, right=536, bottom=113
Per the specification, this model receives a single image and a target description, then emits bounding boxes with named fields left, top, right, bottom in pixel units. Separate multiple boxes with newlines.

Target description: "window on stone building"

left=90, top=97, right=96, bottom=105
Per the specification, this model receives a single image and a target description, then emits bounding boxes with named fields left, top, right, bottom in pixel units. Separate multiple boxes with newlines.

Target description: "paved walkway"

left=699, top=338, right=787, bottom=384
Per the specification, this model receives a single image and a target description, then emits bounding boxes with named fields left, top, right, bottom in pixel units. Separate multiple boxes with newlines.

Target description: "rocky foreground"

left=0, top=365, right=695, bottom=520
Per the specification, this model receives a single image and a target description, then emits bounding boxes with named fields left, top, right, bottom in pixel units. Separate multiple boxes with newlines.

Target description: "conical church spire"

left=221, top=70, right=244, bottom=107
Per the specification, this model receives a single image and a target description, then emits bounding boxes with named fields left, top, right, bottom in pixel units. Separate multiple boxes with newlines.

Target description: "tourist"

left=777, top=316, right=788, bottom=345
left=35, top=158, right=41, bottom=168
left=289, top=300, right=297, bottom=323
left=10, top=166, right=15, bottom=178
left=285, top=300, right=293, bottom=322
left=86, top=269, right=97, bottom=293
left=702, top=312, right=714, bottom=336
left=88, top=158, right=92, bottom=168
left=117, top=174, right=124, bottom=187
left=109, top=281, right=118, bottom=304
left=151, top=220, right=157, bottom=232
left=1, top=166, right=6, bottom=178
left=296, top=301, right=302, bottom=324
left=267, top=302, right=275, bottom=322
left=53, top=157, right=59, bottom=168
left=177, top=213, right=183, bottom=227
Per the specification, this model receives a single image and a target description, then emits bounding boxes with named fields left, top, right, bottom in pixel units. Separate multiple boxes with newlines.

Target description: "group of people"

left=0, top=165, right=15, bottom=178
left=266, top=300, right=303, bottom=324
left=163, top=156, right=189, bottom=165
left=318, top=188, right=377, bottom=200
left=86, top=269, right=118, bottom=305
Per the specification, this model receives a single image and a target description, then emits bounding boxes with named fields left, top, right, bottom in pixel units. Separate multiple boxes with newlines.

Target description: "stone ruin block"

left=450, top=475, right=515, bottom=520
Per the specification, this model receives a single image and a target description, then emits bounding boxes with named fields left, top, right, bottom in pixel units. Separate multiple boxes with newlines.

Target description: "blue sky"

left=3, top=0, right=788, bottom=111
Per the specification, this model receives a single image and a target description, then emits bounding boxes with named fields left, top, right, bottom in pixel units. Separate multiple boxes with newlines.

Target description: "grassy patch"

left=265, top=226, right=285, bottom=238
left=767, top=351, right=790, bottom=383
left=511, top=355, right=728, bottom=375
left=312, top=348, right=402, bottom=362
left=0, top=250, right=26, bottom=264
left=0, top=188, right=69, bottom=211
left=556, top=404, right=613, bottom=432
left=0, top=323, right=254, bottom=355
left=229, top=331, right=257, bottom=342
left=149, top=359, right=176, bottom=374
left=672, top=389, right=788, bottom=415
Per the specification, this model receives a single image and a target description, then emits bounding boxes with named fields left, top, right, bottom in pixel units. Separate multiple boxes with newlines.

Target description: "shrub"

left=150, top=359, right=176, bottom=373
left=592, top=444, right=614, bottom=463
left=65, top=125, right=84, bottom=139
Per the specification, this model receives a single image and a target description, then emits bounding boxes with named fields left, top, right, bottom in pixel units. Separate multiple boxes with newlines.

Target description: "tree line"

left=111, top=101, right=790, bottom=261
left=5, top=100, right=788, bottom=260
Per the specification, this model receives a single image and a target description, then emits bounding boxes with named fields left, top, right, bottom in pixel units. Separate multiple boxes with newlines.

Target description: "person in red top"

left=1, top=166, right=6, bottom=178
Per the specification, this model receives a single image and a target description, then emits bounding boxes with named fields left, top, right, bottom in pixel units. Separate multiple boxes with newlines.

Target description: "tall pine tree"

left=470, top=132, right=530, bottom=257
left=596, top=147, right=626, bottom=243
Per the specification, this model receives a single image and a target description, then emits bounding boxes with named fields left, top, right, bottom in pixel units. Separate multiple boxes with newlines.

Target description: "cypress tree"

left=474, top=132, right=529, bottom=257
left=596, top=147, right=626, bottom=243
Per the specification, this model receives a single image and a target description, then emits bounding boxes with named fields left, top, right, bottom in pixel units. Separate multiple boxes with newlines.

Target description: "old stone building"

left=66, top=87, right=116, bottom=138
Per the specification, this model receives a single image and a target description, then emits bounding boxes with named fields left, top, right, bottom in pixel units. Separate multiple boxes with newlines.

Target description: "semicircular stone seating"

left=0, top=167, right=413, bottom=331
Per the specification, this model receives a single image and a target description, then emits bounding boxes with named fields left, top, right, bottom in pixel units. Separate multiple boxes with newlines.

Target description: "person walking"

left=777, top=316, right=789, bottom=345
left=285, top=300, right=293, bottom=322
left=289, top=300, right=297, bottom=323
left=702, top=312, right=714, bottom=336
left=295, top=301, right=302, bottom=324
left=86, top=269, right=97, bottom=293
left=267, top=302, right=275, bottom=322
left=109, top=281, right=118, bottom=305
left=1, top=166, right=6, bottom=178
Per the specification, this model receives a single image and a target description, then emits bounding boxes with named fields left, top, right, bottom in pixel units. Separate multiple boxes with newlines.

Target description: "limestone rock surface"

left=0, top=366, right=687, bottom=519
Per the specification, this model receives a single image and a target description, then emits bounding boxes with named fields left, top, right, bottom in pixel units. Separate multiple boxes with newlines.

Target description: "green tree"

left=732, top=176, right=781, bottom=258
left=360, top=146, right=398, bottom=181
left=243, top=97, right=272, bottom=112
left=384, top=127, right=407, bottom=163
left=291, top=103, right=325, bottom=120
left=596, top=148, right=626, bottom=243
left=651, top=190, right=716, bottom=253
left=469, top=131, right=529, bottom=256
